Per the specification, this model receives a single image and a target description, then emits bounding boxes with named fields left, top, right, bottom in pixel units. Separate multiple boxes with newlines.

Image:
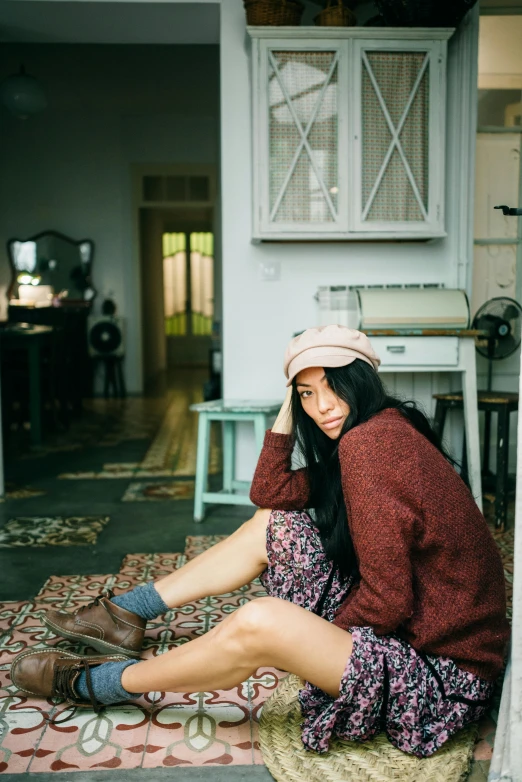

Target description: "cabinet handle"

left=386, top=345, right=406, bottom=354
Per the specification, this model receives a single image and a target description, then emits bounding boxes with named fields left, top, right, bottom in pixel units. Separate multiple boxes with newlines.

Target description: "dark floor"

left=0, top=486, right=249, bottom=601
left=1, top=371, right=251, bottom=602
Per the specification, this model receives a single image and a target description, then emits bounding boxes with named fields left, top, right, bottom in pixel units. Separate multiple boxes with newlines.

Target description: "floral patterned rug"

left=0, top=485, right=46, bottom=503
left=121, top=481, right=195, bottom=502
left=0, top=516, right=110, bottom=548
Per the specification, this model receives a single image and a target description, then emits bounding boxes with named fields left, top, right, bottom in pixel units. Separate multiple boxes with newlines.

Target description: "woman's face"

left=295, top=366, right=350, bottom=439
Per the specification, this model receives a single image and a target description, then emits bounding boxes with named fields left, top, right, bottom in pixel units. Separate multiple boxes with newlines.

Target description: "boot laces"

left=47, top=659, right=104, bottom=725
left=78, top=590, right=120, bottom=626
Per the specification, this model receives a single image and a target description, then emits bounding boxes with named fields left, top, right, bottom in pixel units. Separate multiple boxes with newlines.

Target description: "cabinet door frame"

left=351, top=38, right=447, bottom=237
left=252, top=37, right=350, bottom=238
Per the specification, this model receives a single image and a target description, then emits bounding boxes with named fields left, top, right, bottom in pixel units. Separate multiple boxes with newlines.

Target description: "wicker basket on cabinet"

left=244, top=0, right=304, bottom=26
left=314, top=0, right=356, bottom=26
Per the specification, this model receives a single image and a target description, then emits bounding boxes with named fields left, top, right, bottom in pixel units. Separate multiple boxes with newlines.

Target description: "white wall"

left=478, top=15, right=522, bottom=88
left=0, top=43, right=219, bottom=393
left=220, top=1, right=479, bottom=477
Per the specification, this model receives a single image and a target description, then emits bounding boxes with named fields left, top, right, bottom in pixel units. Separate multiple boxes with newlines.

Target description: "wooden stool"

left=433, top=391, right=519, bottom=529
left=189, top=400, right=281, bottom=523
left=94, top=355, right=126, bottom=399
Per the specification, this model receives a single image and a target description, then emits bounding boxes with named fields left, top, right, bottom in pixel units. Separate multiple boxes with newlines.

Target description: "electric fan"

left=473, top=297, right=522, bottom=392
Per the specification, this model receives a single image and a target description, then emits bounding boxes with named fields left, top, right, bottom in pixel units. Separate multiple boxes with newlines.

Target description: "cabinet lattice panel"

left=250, top=29, right=451, bottom=240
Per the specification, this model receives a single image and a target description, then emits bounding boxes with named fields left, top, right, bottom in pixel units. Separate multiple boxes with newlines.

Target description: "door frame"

left=131, top=164, right=217, bottom=390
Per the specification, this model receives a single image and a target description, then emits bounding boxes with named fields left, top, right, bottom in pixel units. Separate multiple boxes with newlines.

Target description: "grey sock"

left=111, top=581, right=169, bottom=620
left=75, top=659, right=141, bottom=705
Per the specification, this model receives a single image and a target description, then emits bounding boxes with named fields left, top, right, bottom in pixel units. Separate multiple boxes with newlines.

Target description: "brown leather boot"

left=42, top=591, right=145, bottom=659
left=11, top=648, right=131, bottom=715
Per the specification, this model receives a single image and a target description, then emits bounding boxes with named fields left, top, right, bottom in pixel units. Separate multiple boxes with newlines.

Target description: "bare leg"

left=123, top=596, right=353, bottom=699
left=154, top=508, right=271, bottom=608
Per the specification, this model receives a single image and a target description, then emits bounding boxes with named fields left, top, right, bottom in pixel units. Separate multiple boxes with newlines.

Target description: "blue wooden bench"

left=189, top=399, right=282, bottom=522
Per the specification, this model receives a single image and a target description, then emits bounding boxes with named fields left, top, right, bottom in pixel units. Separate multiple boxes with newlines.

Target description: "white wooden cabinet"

left=249, top=27, right=453, bottom=241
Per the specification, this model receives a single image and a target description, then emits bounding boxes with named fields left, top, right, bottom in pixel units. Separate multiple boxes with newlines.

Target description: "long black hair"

left=291, top=359, right=464, bottom=580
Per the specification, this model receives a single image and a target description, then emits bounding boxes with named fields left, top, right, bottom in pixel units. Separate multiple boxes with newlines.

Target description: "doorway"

left=163, top=229, right=214, bottom=366
left=134, top=166, right=217, bottom=390
left=139, top=208, right=214, bottom=388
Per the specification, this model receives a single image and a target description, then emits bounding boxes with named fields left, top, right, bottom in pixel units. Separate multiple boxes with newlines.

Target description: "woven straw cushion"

left=259, top=674, right=478, bottom=782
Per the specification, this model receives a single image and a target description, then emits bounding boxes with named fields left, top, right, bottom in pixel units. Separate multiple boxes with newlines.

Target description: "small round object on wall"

left=0, top=65, right=47, bottom=119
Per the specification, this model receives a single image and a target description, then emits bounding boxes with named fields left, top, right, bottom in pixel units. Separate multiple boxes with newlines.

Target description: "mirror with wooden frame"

left=7, top=230, right=96, bottom=306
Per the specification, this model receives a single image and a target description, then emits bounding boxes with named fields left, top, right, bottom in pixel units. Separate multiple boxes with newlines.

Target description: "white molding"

left=247, top=26, right=455, bottom=41
left=444, top=8, right=479, bottom=293
left=251, top=230, right=447, bottom=241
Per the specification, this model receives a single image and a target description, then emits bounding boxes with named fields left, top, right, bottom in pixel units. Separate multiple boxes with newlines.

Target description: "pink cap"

left=284, top=325, right=381, bottom=386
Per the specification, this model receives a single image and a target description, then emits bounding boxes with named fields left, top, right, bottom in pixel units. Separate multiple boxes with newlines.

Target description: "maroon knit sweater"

left=250, top=408, right=509, bottom=681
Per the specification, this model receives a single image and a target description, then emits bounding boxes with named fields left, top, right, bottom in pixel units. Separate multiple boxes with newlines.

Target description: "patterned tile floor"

left=0, top=371, right=515, bottom=778
left=0, top=538, right=283, bottom=774
left=0, top=523, right=514, bottom=774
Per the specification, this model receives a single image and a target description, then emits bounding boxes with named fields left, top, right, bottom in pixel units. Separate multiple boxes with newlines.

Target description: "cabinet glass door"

left=258, top=44, right=348, bottom=235
left=353, top=41, right=444, bottom=235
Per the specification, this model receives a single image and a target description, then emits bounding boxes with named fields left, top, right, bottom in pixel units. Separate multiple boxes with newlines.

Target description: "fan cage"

left=472, top=297, right=522, bottom=360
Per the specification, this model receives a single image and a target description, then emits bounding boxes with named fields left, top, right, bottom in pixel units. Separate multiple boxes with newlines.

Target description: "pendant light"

left=0, top=65, right=47, bottom=119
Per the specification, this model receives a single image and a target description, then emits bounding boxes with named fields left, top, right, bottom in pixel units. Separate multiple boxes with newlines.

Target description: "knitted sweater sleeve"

left=333, top=424, right=419, bottom=636
left=249, top=430, right=311, bottom=510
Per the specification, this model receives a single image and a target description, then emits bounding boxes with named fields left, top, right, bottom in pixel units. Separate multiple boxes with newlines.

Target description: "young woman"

left=12, top=325, right=509, bottom=758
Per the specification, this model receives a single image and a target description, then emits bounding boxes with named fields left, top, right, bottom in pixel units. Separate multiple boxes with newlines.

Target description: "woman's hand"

left=272, top=386, right=293, bottom=435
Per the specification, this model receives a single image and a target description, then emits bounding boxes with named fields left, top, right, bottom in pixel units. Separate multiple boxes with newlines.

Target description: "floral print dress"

left=259, top=509, right=494, bottom=758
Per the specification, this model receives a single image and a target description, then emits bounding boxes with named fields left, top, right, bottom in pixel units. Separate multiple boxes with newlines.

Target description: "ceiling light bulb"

left=0, top=65, right=47, bottom=119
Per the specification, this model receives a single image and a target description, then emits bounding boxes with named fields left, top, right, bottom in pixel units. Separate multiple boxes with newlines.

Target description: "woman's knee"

left=220, top=597, right=281, bottom=653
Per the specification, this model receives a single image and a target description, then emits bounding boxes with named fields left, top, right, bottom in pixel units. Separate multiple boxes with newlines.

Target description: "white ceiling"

left=0, top=1, right=220, bottom=44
